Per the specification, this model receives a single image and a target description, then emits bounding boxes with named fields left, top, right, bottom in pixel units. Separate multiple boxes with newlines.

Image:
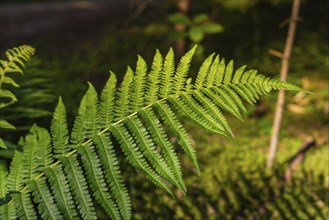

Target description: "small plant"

left=0, top=45, right=299, bottom=219
left=168, top=13, right=224, bottom=55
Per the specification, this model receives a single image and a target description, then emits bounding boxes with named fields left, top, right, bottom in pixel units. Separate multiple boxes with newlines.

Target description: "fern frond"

left=0, top=89, right=17, bottom=109
left=111, top=124, right=173, bottom=197
left=100, top=72, right=117, bottom=127
left=0, top=45, right=35, bottom=150
left=145, top=50, right=163, bottom=104
left=0, top=119, right=15, bottom=130
left=173, top=45, right=197, bottom=93
left=125, top=116, right=180, bottom=190
left=130, top=56, right=147, bottom=112
left=7, top=150, right=24, bottom=191
left=36, top=127, right=53, bottom=168
left=2, top=46, right=301, bottom=220
left=205, top=54, right=220, bottom=87
left=0, top=45, right=34, bottom=77
left=195, top=53, right=215, bottom=89
left=12, top=192, right=38, bottom=220
left=0, top=45, right=34, bottom=109
left=45, top=165, right=79, bottom=219
left=84, top=83, right=101, bottom=136
left=224, top=60, right=234, bottom=84
left=115, top=67, right=134, bottom=120
left=139, top=108, right=186, bottom=192
left=61, top=155, right=97, bottom=219
left=51, top=97, right=70, bottom=158
left=93, top=133, right=131, bottom=220
left=156, top=102, right=200, bottom=174
left=71, top=93, right=88, bottom=146
left=0, top=163, right=13, bottom=219
left=1, top=76, right=19, bottom=88
left=160, top=48, right=175, bottom=97
left=20, top=126, right=40, bottom=184
left=0, top=163, right=7, bottom=199
left=77, top=142, right=120, bottom=220
left=30, top=178, right=62, bottom=220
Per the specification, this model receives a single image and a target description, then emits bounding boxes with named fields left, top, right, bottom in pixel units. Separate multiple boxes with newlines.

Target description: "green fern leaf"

left=84, top=83, right=101, bottom=136
left=30, top=178, right=62, bottom=220
left=145, top=50, right=163, bottom=104
left=139, top=108, right=186, bottom=192
left=130, top=56, right=147, bottom=111
left=205, top=54, right=220, bottom=87
left=20, top=126, right=40, bottom=184
left=45, top=166, right=79, bottom=219
left=0, top=89, right=17, bottom=109
left=93, top=133, right=131, bottom=220
left=1, top=45, right=301, bottom=220
left=115, top=67, right=134, bottom=120
left=0, top=162, right=8, bottom=201
left=71, top=93, right=88, bottom=146
left=111, top=124, right=173, bottom=197
left=7, top=150, right=24, bottom=191
left=2, top=76, right=19, bottom=88
left=0, top=120, right=15, bottom=130
left=160, top=48, right=175, bottom=97
left=36, top=127, right=54, bottom=168
left=51, top=97, right=70, bottom=158
left=77, top=143, right=120, bottom=219
left=195, top=53, right=215, bottom=89
left=173, top=45, right=197, bottom=93
left=125, top=116, right=180, bottom=190
left=224, top=60, right=234, bottom=84
left=156, top=102, right=200, bottom=174
left=215, top=58, right=226, bottom=85
left=61, top=155, right=97, bottom=219
left=100, top=72, right=117, bottom=127
left=12, top=192, right=38, bottom=220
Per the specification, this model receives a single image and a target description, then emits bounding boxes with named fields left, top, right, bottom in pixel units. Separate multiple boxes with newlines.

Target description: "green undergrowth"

left=132, top=119, right=329, bottom=219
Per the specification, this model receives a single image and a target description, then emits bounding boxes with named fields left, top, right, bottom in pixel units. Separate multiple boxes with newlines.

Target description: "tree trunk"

left=267, top=0, right=301, bottom=168
left=175, top=0, right=191, bottom=57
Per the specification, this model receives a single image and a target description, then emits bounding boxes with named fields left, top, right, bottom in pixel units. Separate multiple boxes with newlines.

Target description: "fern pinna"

left=0, top=45, right=300, bottom=219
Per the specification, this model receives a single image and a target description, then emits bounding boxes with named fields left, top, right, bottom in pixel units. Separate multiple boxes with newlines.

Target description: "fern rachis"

left=0, top=46, right=300, bottom=220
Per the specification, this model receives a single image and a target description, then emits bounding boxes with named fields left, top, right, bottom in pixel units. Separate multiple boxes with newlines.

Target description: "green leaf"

left=168, top=13, right=190, bottom=25
left=100, top=72, right=117, bottom=127
left=168, top=31, right=187, bottom=41
left=200, top=23, right=224, bottom=34
left=51, top=97, right=70, bottom=158
left=3, top=46, right=302, bottom=220
left=0, top=138, right=7, bottom=149
left=2, top=76, right=19, bottom=88
left=193, top=13, right=209, bottom=23
left=188, top=27, right=204, bottom=42
left=0, top=119, right=15, bottom=130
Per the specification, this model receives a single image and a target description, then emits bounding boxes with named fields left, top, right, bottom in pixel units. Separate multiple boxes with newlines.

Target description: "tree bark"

left=175, top=0, right=191, bottom=57
left=267, top=0, right=301, bottom=168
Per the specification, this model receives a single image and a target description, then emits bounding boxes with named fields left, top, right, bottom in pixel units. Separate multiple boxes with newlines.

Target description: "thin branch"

left=284, top=137, right=316, bottom=182
left=268, top=49, right=284, bottom=59
left=267, top=0, right=301, bottom=168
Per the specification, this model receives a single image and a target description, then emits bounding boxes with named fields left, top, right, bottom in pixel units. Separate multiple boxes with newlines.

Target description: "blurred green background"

left=0, top=0, right=328, bottom=219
